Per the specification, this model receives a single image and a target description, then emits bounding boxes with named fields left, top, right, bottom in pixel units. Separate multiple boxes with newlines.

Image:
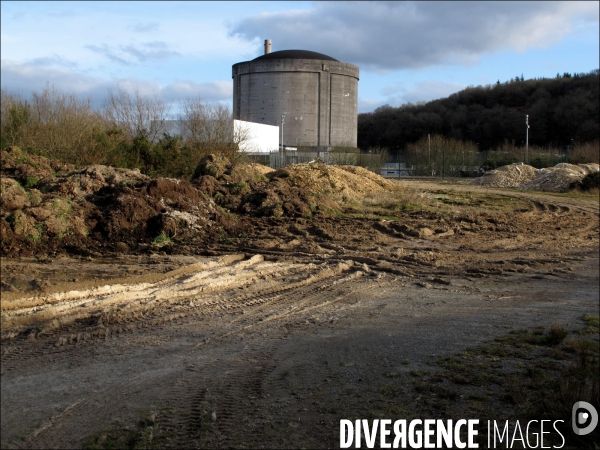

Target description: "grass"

left=24, top=175, right=39, bottom=188
left=576, top=314, right=600, bottom=335
left=229, top=181, right=249, bottom=194
left=84, top=415, right=158, bottom=450
left=408, top=318, right=598, bottom=448
left=341, top=185, right=531, bottom=220
left=152, top=232, right=172, bottom=246
left=327, top=316, right=598, bottom=450
left=527, top=188, right=600, bottom=200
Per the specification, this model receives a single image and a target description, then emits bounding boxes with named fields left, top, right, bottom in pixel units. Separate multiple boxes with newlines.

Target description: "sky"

left=1, top=1, right=598, bottom=114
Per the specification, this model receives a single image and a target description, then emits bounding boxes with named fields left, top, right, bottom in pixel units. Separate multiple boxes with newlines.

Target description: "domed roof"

left=253, top=49, right=338, bottom=62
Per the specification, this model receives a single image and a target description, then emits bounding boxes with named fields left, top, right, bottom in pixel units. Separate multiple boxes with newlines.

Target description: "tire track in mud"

left=0, top=261, right=357, bottom=371
left=152, top=270, right=365, bottom=448
left=213, top=343, right=277, bottom=448
left=16, top=259, right=364, bottom=449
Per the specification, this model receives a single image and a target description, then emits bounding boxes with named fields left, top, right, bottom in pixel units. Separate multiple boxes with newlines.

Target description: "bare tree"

left=103, top=87, right=171, bottom=143
left=30, top=85, right=102, bottom=162
left=179, top=96, right=249, bottom=162
left=1, top=85, right=104, bottom=164
left=1, top=89, right=32, bottom=149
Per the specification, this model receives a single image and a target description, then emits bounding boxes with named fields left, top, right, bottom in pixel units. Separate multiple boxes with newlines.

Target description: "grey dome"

left=252, top=50, right=338, bottom=62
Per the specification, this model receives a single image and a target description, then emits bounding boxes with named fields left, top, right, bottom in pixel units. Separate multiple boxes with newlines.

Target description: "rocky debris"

left=471, top=162, right=599, bottom=192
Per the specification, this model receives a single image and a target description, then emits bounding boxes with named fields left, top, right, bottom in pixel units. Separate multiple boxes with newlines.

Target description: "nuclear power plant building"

left=232, top=40, right=359, bottom=150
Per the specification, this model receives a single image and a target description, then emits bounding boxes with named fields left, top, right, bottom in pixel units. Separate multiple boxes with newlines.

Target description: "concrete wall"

left=232, top=58, right=359, bottom=149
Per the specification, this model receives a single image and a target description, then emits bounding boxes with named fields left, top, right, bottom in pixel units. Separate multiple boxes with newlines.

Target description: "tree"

left=103, top=87, right=171, bottom=144
left=178, top=97, right=249, bottom=163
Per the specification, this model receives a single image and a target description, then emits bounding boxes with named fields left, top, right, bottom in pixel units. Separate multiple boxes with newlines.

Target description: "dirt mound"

left=194, top=158, right=402, bottom=218
left=281, top=164, right=397, bottom=196
left=471, top=161, right=600, bottom=192
left=52, top=165, right=150, bottom=199
left=1, top=150, right=225, bottom=257
left=335, top=165, right=398, bottom=190
left=519, top=163, right=599, bottom=192
left=2, top=151, right=400, bottom=257
left=1, top=146, right=73, bottom=187
left=471, top=163, right=538, bottom=187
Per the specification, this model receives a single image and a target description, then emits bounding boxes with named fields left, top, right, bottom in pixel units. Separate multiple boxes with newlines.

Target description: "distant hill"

left=358, top=70, right=599, bottom=151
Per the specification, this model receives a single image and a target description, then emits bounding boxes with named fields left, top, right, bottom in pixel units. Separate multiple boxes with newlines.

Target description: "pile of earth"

left=0, top=148, right=231, bottom=257
left=193, top=154, right=399, bottom=218
left=471, top=162, right=600, bottom=192
left=1, top=148, right=401, bottom=257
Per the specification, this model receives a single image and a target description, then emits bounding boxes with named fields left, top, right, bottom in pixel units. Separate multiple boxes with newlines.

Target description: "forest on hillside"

left=358, top=70, right=599, bottom=151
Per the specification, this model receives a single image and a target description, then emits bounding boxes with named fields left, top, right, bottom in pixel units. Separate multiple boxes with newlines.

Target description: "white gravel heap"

left=471, top=163, right=538, bottom=187
left=471, top=162, right=599, bottom=192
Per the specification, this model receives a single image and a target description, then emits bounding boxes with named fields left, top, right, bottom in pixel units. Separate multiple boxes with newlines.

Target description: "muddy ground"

left=1, top=177, right=599, bottom=449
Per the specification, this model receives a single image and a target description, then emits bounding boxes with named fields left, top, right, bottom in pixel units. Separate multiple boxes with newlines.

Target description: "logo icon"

left=572, top=401, right=598, bottom=436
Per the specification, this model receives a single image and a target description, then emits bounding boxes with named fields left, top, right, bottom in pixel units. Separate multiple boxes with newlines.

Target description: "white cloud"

left=359, top=80, right=466, bottom=112
left=382, top=80, right=467, bottom=105
left=161, top=81, right=232, bottom=103
left=85, top=41, right=180, bottom=65
left=230, top=1, right=599, bottom=71
left=1, top=60, right=232, bottom=109
left=128, top=21, right=160, bottom=33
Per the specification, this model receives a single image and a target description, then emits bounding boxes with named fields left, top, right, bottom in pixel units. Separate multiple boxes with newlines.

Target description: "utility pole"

left=280, top=113, right=285, bottom=168
left=442, top=147, right=445, bottom=180
left=525, top=115, right=529, bottom=164
left=428, top=134, right=431, bottom=175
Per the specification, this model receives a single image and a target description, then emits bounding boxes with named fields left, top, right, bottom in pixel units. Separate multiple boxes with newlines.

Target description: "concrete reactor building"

left=232, top=40, right=359, bottom=150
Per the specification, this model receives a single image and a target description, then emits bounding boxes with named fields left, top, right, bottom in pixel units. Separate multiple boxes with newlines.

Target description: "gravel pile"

left=471, top=162, right=599, bottom=192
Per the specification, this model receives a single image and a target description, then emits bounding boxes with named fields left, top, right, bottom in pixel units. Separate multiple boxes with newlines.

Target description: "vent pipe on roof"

left=264, top=39, right=272, bottom=55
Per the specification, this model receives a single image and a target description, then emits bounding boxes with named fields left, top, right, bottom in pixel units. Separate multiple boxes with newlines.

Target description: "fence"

left=248, top=149, right=572, bottom=177
left=267, top=151, right=387, bottom=171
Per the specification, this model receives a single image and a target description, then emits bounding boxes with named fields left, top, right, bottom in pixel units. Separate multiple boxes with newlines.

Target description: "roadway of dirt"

left=1, top=180, right=598, bottom=449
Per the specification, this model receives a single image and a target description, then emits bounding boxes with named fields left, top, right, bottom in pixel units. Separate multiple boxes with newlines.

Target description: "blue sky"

left=1, top=1, right=598, bottom=113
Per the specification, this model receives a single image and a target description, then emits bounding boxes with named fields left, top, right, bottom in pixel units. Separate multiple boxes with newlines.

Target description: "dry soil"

left=1, top=179, right=598, bottom=449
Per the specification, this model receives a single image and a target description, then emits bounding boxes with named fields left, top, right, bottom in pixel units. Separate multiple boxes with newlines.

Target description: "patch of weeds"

left=27, top=223, right=44, bottom=243
left=324, top=207, right=344, bottom=217
left=383, top=371, right=401, bottom=378
left=229, top=181, right=249, bottom=194
left=203, top=163, right=219, bottom=178
left=431, top=385, right=458, bottom=400
left=415, top=317, right=600, bottom=449
left=252, top=174, right=269, bottom=183
left=546, top=322, right=568, bottom=345
left=57, top=229, right=74, bottom=240
left=576, top=314, right=599, bottom=335
left=379, top=382, right=398, bottom=395
left=26, top=190, right=42, bottom=206
left=52, top=198, right=73, bottom=219
left=24, top=175, right=39, bottom=188
left=217, top=227, right=233, bottom=245
left=84, top=418, right=157, bottom=450
left=152, top=232, right=172, bottom=246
